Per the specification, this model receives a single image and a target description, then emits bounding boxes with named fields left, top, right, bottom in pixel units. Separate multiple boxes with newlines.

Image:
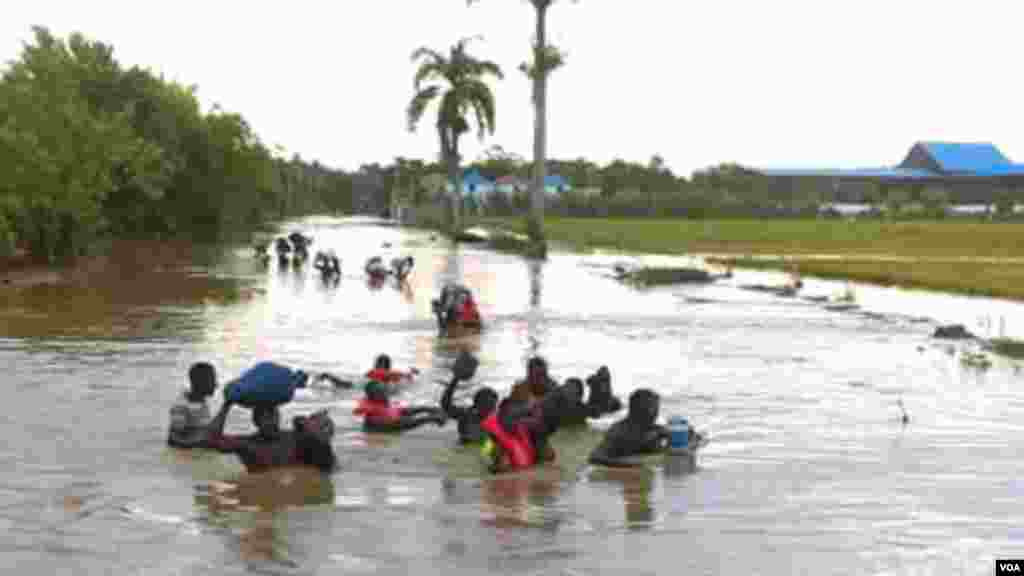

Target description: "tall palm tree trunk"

left=440, top=127, right=462, bottom=233
left=446, top=152, right=462, bottom=232
left=529, top=1, right=548, bottom=248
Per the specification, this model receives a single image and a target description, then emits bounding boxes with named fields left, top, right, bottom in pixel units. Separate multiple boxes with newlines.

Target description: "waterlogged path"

left=2, top=215, right=1023, bottom=575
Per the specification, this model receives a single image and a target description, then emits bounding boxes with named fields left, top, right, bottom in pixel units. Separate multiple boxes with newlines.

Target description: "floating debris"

left=932, top=324, right=975, bottom=340
left=897, top=398, right=909, bottom=425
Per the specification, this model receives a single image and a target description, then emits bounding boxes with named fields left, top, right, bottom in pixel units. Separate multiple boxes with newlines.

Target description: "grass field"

left=474, top=217, right=1024, bottom=301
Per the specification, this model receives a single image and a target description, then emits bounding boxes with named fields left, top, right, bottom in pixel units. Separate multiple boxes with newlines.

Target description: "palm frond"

left=467, top=58, right=503, bottom=81
left=409, top=37, right=503, bottom=156
left=413, top=61, right=447, bottom=90
left=411, top=47, right=449, bottom=90
left=461, top=80, right=497, bottom=140
left=406, top=85, right=440, bottom=132
left=410, top=46, right=444, bottom=64
left=437, top=90, right=468, bottom=136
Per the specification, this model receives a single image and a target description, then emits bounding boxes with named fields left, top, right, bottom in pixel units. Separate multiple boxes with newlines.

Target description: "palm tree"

left=468, top=0, right=578, bottom=254
left=407, top=37, right=502, bottom=232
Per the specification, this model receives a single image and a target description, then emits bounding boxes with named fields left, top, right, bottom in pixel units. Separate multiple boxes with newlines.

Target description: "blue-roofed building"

left=544, top=174, right=572, bottom=195
left=752, top=141, right=1024, bottom=206
left=445, top=168, right=496, bottom=199
left=898, top=142, right=1024, bottom=177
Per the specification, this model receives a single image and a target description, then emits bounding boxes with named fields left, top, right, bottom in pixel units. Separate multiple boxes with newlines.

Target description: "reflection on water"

left=481, top=473, right=565, bottom=532
left=588, top=465, right=657, bottom=528
left=5, top=215, right=1024, bottom=575
left=663, top=451, right=699, bottom=478
left=0, top=239, right=254, bottom=341
left=528, top=259, right=543, bottom=310
left=196, top=469, right=336, bottom=514
left=193, top=469, right=336, bottom=571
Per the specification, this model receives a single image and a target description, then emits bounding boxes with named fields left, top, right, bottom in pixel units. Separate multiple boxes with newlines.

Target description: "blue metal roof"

left=919, top=142, right=1011, bottom=173
left=977, top=163, right=1024, bottom=177
left=544, top=174, right=570, bottom=188
left=461, top=168, right=492, bottom=187
left=755, top=142, right=1024, bottom=180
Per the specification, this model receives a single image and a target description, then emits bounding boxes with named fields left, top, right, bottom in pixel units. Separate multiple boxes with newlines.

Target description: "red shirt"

left=353, top=398, right=404, bottom=425
left=458, top=301, right=481, bottom=323
left=365, top=369, right=410, bottom=384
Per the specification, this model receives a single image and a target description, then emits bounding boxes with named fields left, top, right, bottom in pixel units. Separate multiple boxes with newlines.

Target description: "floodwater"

left=2, top=215, right=1023, bottom=575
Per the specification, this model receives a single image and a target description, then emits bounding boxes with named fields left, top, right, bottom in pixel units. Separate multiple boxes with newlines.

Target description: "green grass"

left=478, top=217, right=1024, bottom=259
left=473, top=217, right=1024, bottom=301
left=987, top=338, right=1024, bottom=359
left=708, top=257, right=1024, bottom=301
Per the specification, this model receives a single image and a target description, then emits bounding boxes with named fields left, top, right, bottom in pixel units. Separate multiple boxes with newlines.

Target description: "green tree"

left=469, top=0, right=579, bottom=253
left=0, top=27, right=160, bottom=261
left=407, top=37, right=503, bottom=232
left=1, top=26, right=343, bottom=257
left=646, top=154, right=669, bottom=215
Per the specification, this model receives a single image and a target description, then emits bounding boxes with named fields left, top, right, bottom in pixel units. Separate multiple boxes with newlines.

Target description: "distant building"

left=753, top=142, right=1024, bottom=205
left=544, top=174, right=572, bottom=195
left=444, top=168, right=495, bottom=200
left=494, top=175, right=526, bottom=195
left=492, top=173, right=573, bottom=197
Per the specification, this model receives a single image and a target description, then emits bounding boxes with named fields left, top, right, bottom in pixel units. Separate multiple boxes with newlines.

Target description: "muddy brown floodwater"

left=2, top=215, right=1024, bottom=575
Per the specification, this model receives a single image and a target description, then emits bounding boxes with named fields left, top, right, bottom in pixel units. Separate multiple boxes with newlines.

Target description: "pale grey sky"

left=3, top=1, right=1022, bottom=177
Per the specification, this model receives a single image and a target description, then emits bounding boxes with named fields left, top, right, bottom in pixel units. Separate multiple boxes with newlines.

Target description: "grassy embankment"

left=477, top=217, right=1024, bottom=302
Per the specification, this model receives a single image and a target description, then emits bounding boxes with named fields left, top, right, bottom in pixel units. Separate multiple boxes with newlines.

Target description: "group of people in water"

left=254, top=232, right=315, bottom=266
left=254, top=230, right=420, bottom=288
left=182, top=242, right=703, bottom=476
left=168, top=347, right=702, bottom=476
left=364, top=255, right=415, bottom=285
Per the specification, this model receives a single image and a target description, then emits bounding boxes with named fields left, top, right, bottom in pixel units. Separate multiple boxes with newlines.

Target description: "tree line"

left=3, top=25, right=1005, bottom=266
left=0, top=27, right=355, bottom=263
left=375, top=150, right=1024, bottom=220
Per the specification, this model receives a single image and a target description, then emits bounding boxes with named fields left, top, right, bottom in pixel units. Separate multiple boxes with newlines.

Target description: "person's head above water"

left=526, top=356, right=551, bottom=396
left=472, top=387, right=499, bottom=416
left=627, top=389, right=660, bottom=427
left=564, top=378, right=584, bottom=403
left=187, top=362, right=217, bottom=401
left=374, top=354, right=392, bottom=371
left=252, top=405, right=281, bottom=439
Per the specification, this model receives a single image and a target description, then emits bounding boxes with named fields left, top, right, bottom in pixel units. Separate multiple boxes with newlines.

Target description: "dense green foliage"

left=0, top=27, right=353, bottom=262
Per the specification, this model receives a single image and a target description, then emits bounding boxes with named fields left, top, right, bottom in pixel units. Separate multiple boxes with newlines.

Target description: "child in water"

left=167, top=362, right=217, bottom=448
left=354, top=380, right=447, bottom=433
left=365, top=354, right=418, bottom=385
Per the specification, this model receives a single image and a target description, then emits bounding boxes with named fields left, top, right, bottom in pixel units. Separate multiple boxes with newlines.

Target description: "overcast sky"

left=3, top=1, right=1022, bottom=177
